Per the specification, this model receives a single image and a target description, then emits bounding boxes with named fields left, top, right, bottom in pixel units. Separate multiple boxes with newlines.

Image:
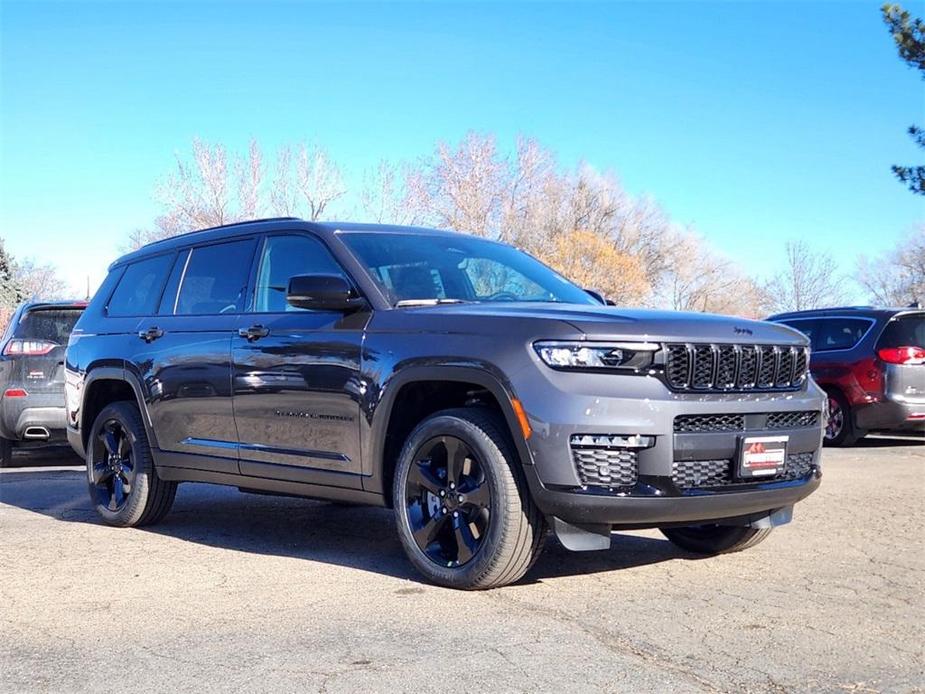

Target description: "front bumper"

left=513, top=367, right=825, bottom=527
left=524, top=463, right=821, bottom=528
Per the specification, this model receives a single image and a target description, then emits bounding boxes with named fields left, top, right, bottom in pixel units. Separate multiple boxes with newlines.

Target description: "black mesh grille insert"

left=767, top=411, right=821, bottom=429
left=674, top=414, right=745, bottom=433
left=672, top=452, right=817, bottom=489
left=571, top=440, right=639, bottom=488
left=664, top=344, right=808, bottom=393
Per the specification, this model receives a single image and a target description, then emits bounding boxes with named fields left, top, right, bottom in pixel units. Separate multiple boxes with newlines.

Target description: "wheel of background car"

left=823, top=390, right=862, bottom=447
left=87, top=401, right=177, bottom=527
left=392, top=407, right=546, bottom=590
left=660, top=524, right=772, bottom=555
left=488, top=291, right=519, bottom=302
left=0, top=437, right=12, bottom=467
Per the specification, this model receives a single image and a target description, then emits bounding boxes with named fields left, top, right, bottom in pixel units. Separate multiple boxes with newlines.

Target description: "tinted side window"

left=780, top=319, right=818, bottom=344
left=107, top=254, right=174, bottom=317
left=877, top=314, right=925, bottom=348
left=813, top=318, right=872, bottom=351
left=253, top=235, right=347, bottom=312
left=175, top=240, right=256, bottom=315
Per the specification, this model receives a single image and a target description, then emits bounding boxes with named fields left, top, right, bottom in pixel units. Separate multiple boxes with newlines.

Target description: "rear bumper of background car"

left=0, top=392, right=67, bottom=442
left=855, top=399, right=925, bottom=432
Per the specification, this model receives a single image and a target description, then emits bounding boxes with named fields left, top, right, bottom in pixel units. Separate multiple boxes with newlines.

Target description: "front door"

left=231, top=233, right=369, bottom=487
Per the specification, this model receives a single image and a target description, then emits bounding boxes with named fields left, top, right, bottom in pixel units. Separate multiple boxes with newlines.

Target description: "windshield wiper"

left=395, top=298, right=467, bottom=307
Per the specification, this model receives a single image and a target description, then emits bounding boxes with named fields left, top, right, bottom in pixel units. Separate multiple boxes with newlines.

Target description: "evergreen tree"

left=882, top=3, right=925, bottom=195
left=0, top=239, right=26, bottom=309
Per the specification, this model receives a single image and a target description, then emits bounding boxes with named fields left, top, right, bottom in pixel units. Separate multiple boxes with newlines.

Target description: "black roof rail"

left=138, top=217, right=302, bottom=251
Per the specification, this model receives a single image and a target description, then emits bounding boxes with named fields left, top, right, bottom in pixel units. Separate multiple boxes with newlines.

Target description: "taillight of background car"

left=877, top=346, right=925, bottom=365
left=2, top=339, right=58, bottom=356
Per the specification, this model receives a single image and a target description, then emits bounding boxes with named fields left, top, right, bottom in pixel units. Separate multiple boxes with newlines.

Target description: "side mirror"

left=286, top=275, right=365, bottom=312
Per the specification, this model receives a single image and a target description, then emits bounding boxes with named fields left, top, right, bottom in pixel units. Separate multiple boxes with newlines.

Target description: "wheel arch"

left=368, top=366, right=534, bottom=505
left=81, top=367, right=161, bottom=453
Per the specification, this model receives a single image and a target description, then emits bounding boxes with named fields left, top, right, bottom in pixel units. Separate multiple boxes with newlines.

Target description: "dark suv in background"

left=770, top=307, right=925, bottom=446
left=0, top=300, right=86, bottom=465
left=66, top=219, right=824, bottom=589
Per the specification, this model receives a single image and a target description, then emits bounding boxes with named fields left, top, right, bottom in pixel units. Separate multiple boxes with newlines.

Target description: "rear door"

left=231, top=232, right=369, bottom=487
left=132, top=238, right=258, bottom=474
left=876, top=312, right=925, bottom=404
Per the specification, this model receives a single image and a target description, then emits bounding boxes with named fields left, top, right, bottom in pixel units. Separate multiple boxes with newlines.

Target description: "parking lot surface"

left=1, top=438, right=922, bottom=693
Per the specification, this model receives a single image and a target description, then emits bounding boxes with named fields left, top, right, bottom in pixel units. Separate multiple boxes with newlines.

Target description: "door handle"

left=138, top=327, right=164, bottom=343
left=238, top=324, right=270, bottom=341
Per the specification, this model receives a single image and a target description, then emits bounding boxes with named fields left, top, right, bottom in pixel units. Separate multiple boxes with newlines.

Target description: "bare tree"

left=857, top=228, right=925, bottom=305
left=237, top=139, right=264, bottom=220
left=534, top=230, right=649, bottom=305
left=13, top=258, right=72, bottom=300
left=293, top=143, right=346, bottom=221
left=762, top=240, right=845, bottom=314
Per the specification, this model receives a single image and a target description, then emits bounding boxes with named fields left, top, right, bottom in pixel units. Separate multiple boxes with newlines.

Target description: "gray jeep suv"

left=66, top=219, right=824, bottom=589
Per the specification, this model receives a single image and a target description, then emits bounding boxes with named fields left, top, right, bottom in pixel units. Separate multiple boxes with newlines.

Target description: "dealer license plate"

left=737, top=436, right=788, bottom=479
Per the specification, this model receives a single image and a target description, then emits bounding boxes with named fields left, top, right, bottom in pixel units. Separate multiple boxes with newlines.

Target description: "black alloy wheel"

left=404, top=435, right=492, bottom=568
left=90, top=418, right=136, bottom=512
left=393, top=408, right=546, bottom=590
left=87, top=401, right=177, bottom=527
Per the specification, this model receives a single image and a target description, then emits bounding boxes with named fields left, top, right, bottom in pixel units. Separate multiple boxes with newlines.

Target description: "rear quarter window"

left=811, top=318, right=874, bottom=352
left=877, top=313, right=925, bottom=349
left=107, top=254, right=174, bottom=317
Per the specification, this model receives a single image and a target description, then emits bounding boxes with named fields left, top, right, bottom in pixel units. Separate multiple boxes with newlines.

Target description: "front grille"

left=674, top=414, right=745, bottom=433
left=767, top=411, right=820, bottom=429
left=673, top=410, right=822, bottom=433
left=570, top=438, right=639, bottom=489
left=671, top=452, right=817, bottom=489
left=665, top=343, right=809, bottom=393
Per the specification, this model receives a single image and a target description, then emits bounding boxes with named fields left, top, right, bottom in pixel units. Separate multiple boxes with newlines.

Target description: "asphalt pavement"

left=0, top=437, right=922, bottom=693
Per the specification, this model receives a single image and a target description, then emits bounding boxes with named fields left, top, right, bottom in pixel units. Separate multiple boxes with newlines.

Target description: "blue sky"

left=1, top=0, right=923, bottom=297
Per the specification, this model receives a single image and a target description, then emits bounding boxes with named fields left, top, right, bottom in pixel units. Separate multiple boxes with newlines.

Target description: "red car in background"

left=770, top=306, right=924, bottom=446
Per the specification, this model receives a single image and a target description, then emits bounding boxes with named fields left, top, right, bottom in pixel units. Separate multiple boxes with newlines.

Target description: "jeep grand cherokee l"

left=66, top=219, right=824, bottom=589
left=770, top=306, right=924, bottom=446
left=0, top=300, right=86, bottom=465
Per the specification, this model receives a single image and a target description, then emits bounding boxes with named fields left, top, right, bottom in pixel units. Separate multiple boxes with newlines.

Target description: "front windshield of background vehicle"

left=340, top=233, right=599, bottom=306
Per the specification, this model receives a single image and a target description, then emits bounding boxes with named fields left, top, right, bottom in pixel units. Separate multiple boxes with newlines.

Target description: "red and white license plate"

left=737, top=436, right=788, bottom=479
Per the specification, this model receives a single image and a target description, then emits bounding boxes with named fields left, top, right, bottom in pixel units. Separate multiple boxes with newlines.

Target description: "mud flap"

left=551, top=517, right=612, bottom=551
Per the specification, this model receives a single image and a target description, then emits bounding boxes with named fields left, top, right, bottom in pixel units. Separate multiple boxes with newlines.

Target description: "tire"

left=661, top=525, right=772, bottom=555
left=824, top=390, right=863, bottom=447
left=393, top=407, right=546, bottom=590
left=86, top=401, right=177, bottom=527
left=0, top=437, right=13, bottom=467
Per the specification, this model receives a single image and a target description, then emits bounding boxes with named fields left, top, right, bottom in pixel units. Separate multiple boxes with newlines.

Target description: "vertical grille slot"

left=666, top=344, right=691, bottom=389
left=776, top=347, right=795, bottom=387
left=716, top=345, right=738, bottom=389
left=737, top=346, right=758, bottom=389
left=691, top=345, right=716, bottom=388
left=757, top=346, right=777, bottom=388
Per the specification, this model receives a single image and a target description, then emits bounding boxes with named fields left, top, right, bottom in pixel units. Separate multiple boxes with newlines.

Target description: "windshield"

left=340, top=233, right=599, bottom=306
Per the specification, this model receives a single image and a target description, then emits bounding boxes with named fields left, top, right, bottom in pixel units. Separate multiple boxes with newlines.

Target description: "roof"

left=109, top=218, right=465, bottom=269
left=768, top=305, right=924, bottom=321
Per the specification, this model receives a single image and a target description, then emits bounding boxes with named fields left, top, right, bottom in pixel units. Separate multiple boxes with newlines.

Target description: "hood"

left=392, top=303, right=808, bottom=345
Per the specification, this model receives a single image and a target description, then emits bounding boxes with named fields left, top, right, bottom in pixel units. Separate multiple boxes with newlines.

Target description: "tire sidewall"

left=393, top=413, right=516, bottom=588
left=87, top=402, right=153, bottom=527
left=823, top=389, right=858, bottom=447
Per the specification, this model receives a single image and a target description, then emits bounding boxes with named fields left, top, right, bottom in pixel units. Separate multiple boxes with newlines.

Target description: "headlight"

left=533, top=341, right=660, bottom=371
